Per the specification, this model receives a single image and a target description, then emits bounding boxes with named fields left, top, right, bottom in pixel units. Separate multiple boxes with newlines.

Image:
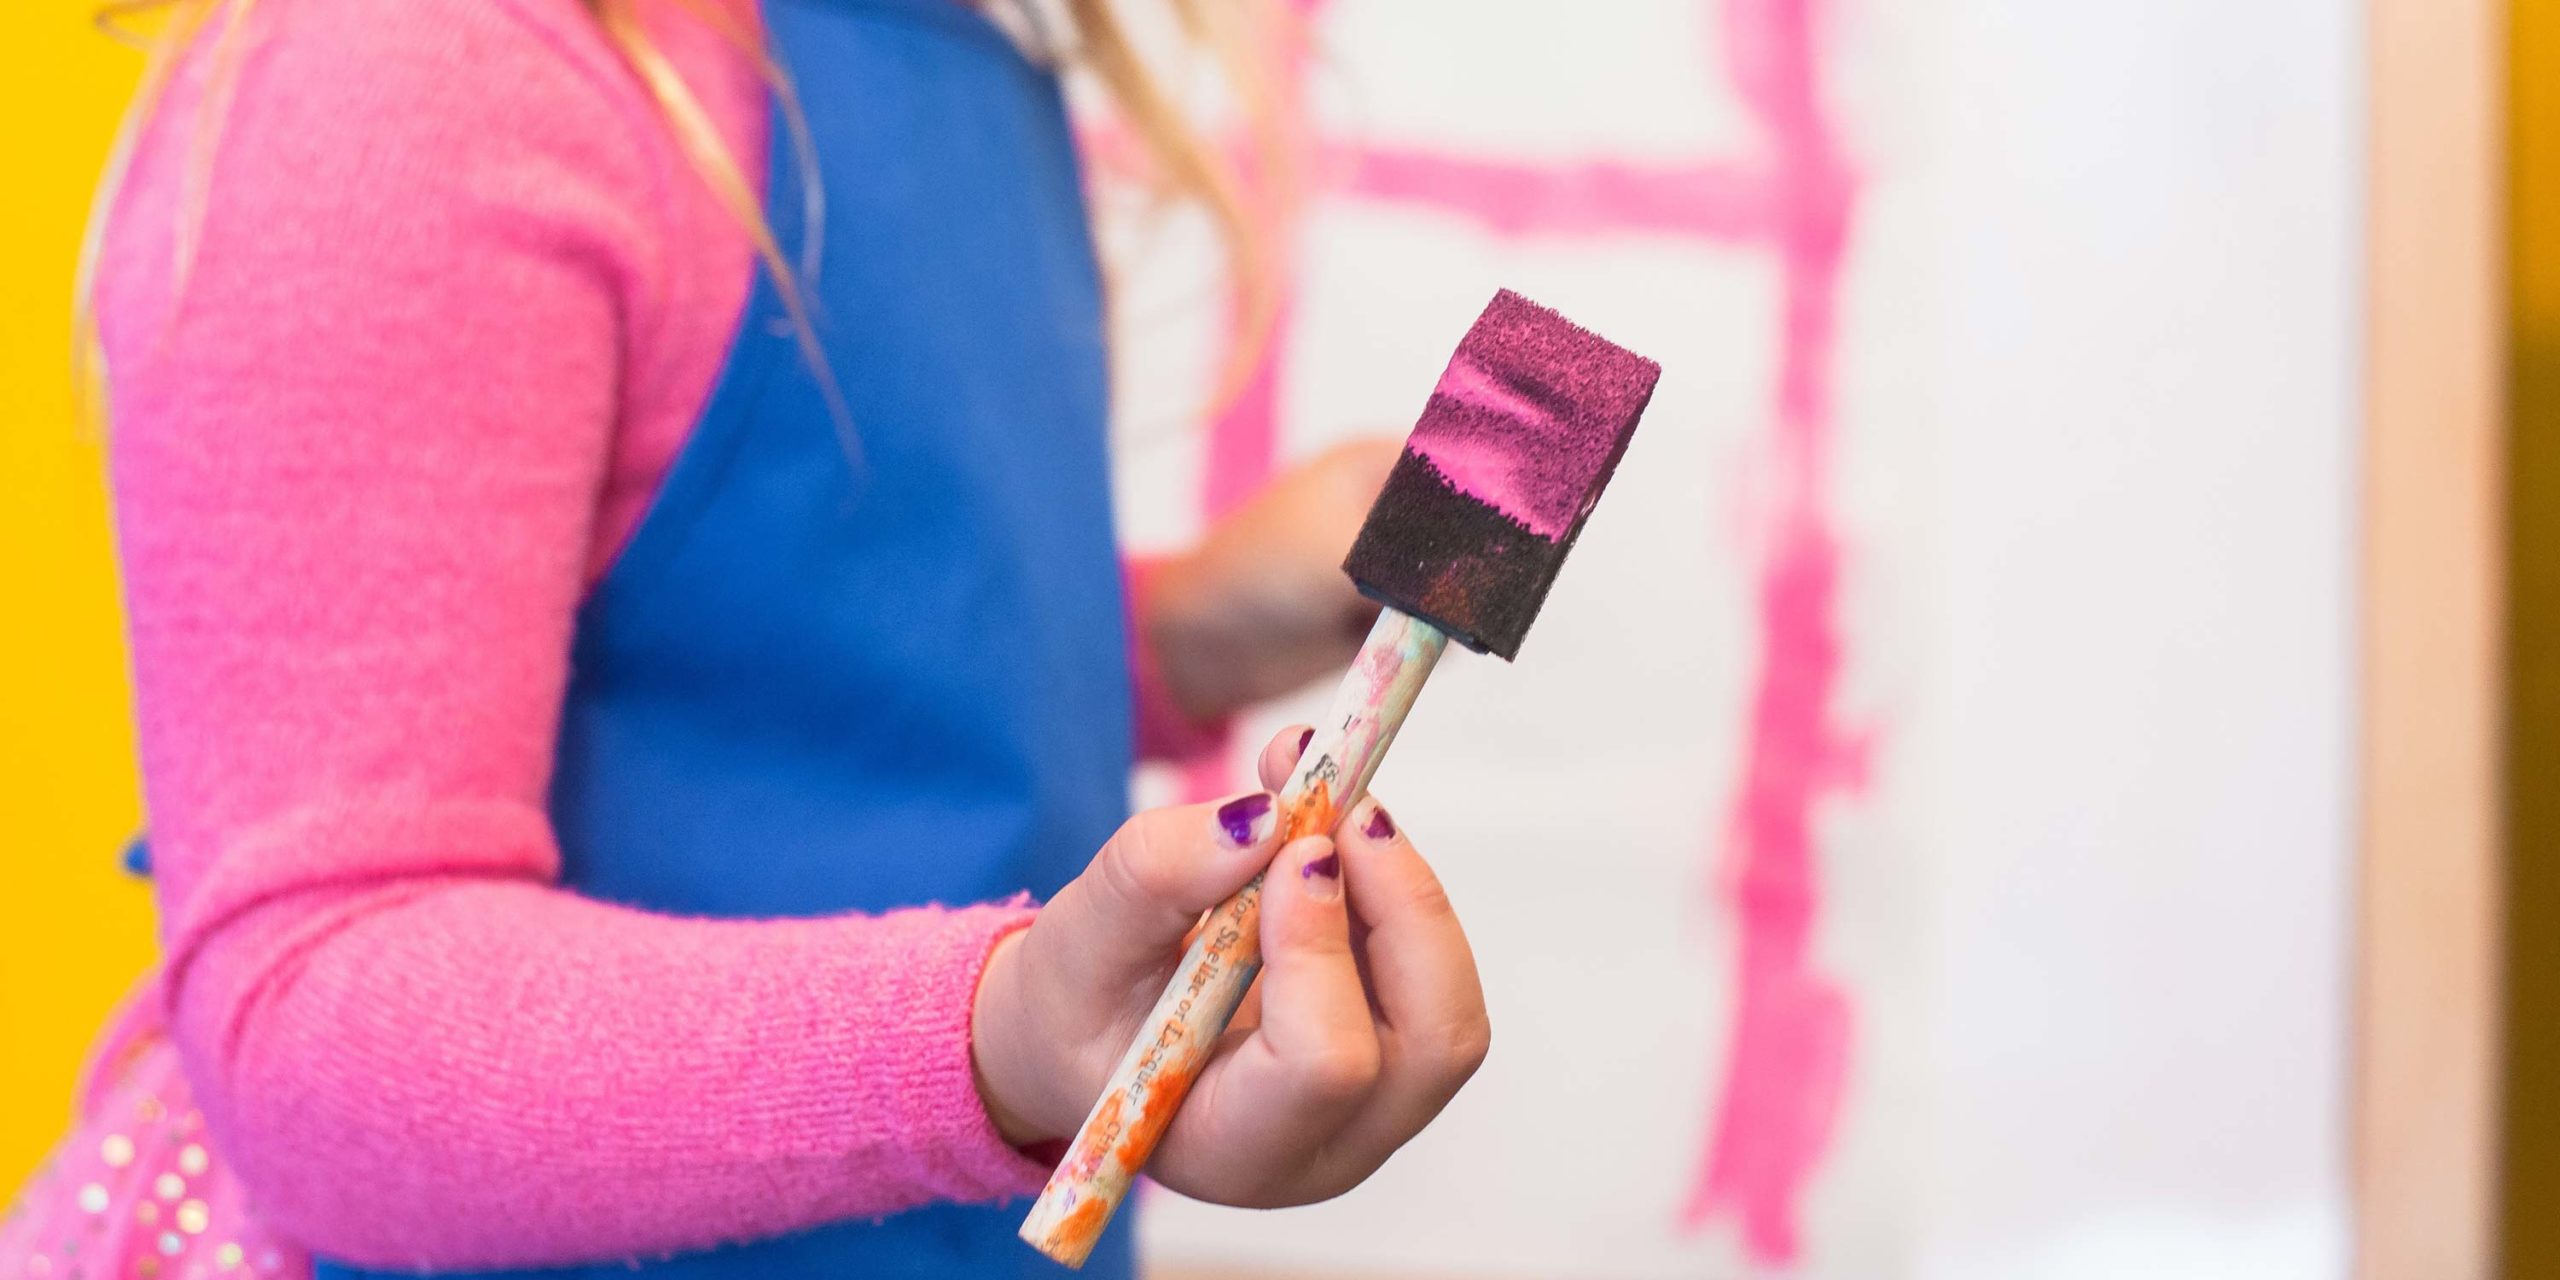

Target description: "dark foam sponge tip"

left=1343, top=289, right=1661, bottom=660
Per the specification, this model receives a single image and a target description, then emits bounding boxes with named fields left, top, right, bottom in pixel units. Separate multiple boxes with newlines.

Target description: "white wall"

left=1921, top=2, right=2359, bottom=1277
left=1105, top=2, right=2363, bottom=1275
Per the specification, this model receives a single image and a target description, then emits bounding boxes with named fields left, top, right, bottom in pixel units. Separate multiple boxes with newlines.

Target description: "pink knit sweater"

left=96, top=0, right=1202, bottom=1267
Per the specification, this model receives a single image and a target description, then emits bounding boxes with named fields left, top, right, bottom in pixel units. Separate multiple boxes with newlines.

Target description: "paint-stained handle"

left=1018, top=609, right=1449, bottom=1266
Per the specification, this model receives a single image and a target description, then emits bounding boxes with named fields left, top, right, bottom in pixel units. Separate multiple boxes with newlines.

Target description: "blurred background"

left=2, top=1, right=2547, bottom=1277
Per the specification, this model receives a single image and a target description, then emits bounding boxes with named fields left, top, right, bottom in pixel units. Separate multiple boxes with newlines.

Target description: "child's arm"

left=99, top=0, right=1048, bottom=1264
left=1126, top=442, right=1402, bottom=761
left=1126, top=555, right=1233, bottom=759
left=103, top=2, right=1485, bottom=1268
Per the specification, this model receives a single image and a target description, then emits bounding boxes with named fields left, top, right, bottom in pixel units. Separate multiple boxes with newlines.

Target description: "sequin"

left=136, top=1097, right=167, bottom=1123
left=98, top=1136, right=133, bottom=1169
left=213, top=1244, right=243, bottom=1270
left=175, top=1200, right=209, bottom=1235
left=77, top=1184, right=108, bottom=1215
left=157, top=1232, right=181, bottom=1257
left=135, top=1201, right=158, bottom=1225
left=137, top=1259, right=159, bottom=1278
left=152, top=1174, right=182, bottom=1202
left=176, top=1145, right=208, bottom=1177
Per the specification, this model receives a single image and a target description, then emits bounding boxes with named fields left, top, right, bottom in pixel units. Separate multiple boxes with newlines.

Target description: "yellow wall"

left=0, top=11, right=154, bottom=1194
left=2515, top=6, right=2560, bottom=334
left=2507, top=0, right=2560, bottom=1274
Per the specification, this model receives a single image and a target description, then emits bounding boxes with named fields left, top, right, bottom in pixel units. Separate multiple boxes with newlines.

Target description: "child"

left=4, top=0, right=1490, bottom=1275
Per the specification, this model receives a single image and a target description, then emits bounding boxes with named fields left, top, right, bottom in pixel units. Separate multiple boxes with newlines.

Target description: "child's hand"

left=970, top=724, right=1490, bottom=1208
left=1145, top=440, right=1398, bottom=721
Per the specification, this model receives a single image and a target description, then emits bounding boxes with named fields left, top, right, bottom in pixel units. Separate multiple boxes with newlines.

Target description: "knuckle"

left=1098, top=814, right=1177, bottom=907
left=1398, top=875, right=1458, bottom=923
left=1406, top=1011, right=1491, bottom=1082
left=1446, top=1013, right=1493, bottom=1077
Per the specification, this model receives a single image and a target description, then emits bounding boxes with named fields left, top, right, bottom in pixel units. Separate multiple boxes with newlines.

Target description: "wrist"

left=969, top=927, right=1052, bottom=1147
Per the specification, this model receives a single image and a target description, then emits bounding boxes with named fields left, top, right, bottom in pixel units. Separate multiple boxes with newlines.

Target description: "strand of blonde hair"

left=75, top=0, right=1289, bottom=426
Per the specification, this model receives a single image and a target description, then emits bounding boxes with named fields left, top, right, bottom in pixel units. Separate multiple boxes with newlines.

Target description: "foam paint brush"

left=1020, top=289, right=1661, bottom=1265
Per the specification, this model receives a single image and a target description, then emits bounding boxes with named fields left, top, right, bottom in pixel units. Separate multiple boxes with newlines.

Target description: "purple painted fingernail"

left=1299, top=850, right=1342, bottom=900
left=1296, top=728, right=1315, bottom=757
left=1362, top=804, right=1397, bottom=841
left=1216, top=792, right=1276, bottom=848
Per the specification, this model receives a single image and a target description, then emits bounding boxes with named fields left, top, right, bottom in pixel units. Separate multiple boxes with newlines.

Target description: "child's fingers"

left=1246, top=834, right=1382, bottom=1130
left=1040, top=790, right=1282, bottom=978
left=1338, top=799, right=1483, bottom=1041
left=1257, top=723, right=1317, bottom=792
left=1332, top=798, right=1489, bottom=1133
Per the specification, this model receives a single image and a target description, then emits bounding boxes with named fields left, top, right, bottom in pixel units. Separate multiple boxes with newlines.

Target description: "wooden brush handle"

left=1019, top=609, right=1450, bottom=1266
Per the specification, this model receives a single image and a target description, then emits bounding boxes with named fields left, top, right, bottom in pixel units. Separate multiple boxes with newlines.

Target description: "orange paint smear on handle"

left=1120, top=1062, right=1197, bottom=1163
left=1284, top=781, right=1336, bottom=841
left=1050, top=1194, right=1113, bottom=1257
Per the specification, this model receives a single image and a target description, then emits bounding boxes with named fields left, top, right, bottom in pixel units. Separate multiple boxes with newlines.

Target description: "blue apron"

left=321, top=0, right=1139, bottom=1273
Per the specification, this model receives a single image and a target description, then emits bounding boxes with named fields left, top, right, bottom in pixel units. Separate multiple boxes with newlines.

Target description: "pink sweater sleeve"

left=97, top=0, right=1048, bottom=1268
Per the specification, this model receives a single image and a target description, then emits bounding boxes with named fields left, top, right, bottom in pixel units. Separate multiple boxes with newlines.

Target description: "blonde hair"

left=77, top=0, right=1292, bottom=414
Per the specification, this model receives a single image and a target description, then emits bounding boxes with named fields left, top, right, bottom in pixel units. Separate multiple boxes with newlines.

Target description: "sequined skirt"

left=0, top=977, right=309, bottom=1280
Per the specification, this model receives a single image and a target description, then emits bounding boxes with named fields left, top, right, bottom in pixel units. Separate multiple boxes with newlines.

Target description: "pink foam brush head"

left=1342, top=289, right=1662, bottom=659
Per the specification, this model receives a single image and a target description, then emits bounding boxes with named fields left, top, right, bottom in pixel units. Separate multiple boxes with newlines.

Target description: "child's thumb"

left=1045, top=790, right=1283, bottom=975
